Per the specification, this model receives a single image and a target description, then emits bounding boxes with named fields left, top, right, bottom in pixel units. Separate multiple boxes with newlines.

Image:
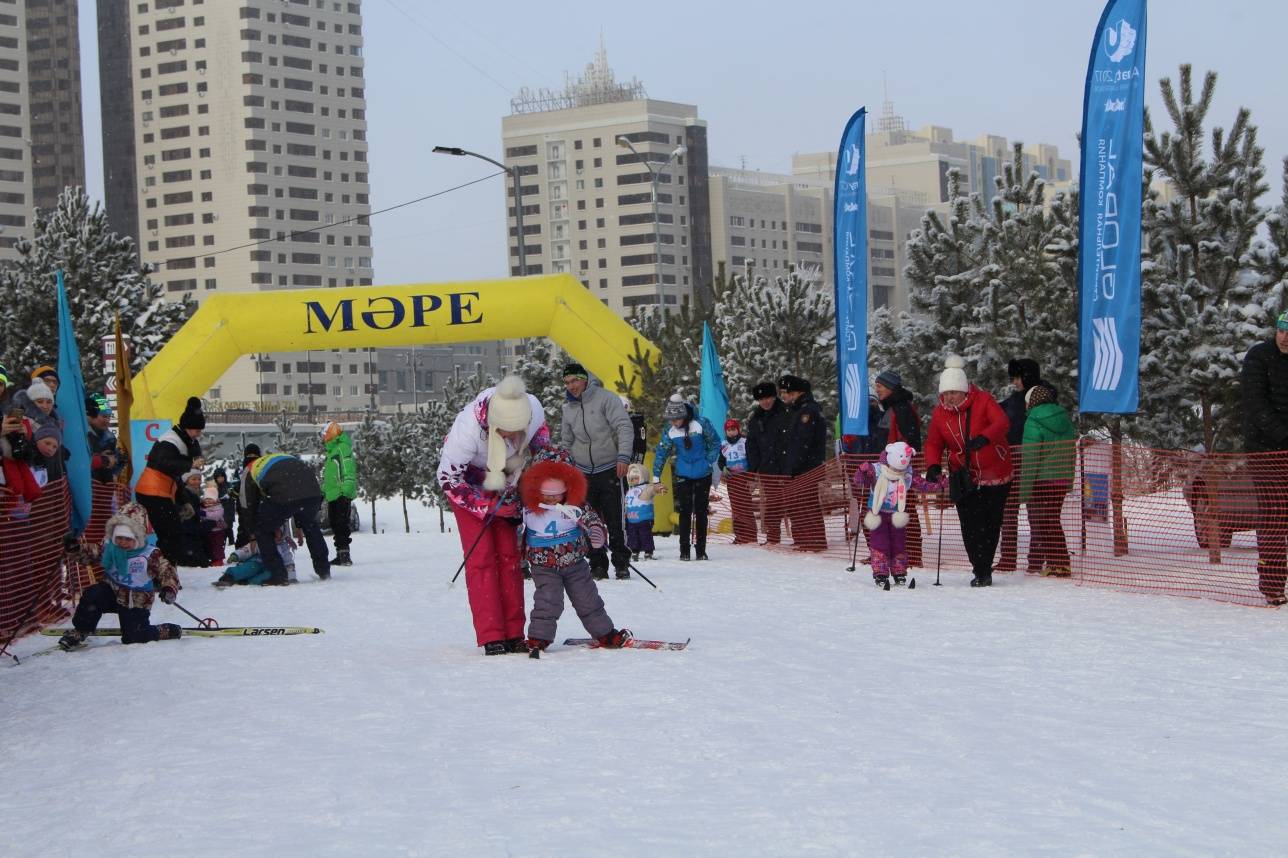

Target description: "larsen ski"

left=41, top=626, right=324, bottom=637
left=562, top=637, right=689, bottom=651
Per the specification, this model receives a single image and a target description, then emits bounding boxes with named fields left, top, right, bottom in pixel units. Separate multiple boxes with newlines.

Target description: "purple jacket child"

left=852, top=441, right=945, bottom=585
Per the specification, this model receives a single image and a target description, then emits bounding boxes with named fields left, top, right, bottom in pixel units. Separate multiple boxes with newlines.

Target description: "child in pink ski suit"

left=852, top=441, right=945, bottom=586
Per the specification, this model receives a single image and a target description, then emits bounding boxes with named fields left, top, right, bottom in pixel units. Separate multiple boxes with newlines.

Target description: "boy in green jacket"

left=322, top=421, right=358, bottom=566
left=1019, top=386, right=1077, bottom=576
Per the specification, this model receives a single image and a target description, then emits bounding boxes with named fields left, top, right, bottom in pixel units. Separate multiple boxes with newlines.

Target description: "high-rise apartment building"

left=707, top=165, right=927, bottom=313
left=788, top=102, right=1072, bottom=313
left=0, top=0, right=86, bottom=258
left=99, top=0, right=375, bottom=412
left=501, top=46, right=712, bottom=314
left=707, top=166, right=830, bottom=284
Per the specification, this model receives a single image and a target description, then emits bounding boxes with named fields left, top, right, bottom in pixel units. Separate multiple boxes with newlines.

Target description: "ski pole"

left=846, top=510, right=864, bottom=573
left=449, top=498, right=501, bottom=588
left=627, top=561, right=660, bottom=591
left=170, top=600, right=219, bottom=629
left=934, top=498, right=945, bottom=587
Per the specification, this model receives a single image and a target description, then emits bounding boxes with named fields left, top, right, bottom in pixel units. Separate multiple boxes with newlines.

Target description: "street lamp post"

left=401, top=347, right=425, bottom=412
left=616, top=137, right=685, bottom=310
left=432, top=146, right=527, bottom=276
left=306, top=349, right=315, bottom=416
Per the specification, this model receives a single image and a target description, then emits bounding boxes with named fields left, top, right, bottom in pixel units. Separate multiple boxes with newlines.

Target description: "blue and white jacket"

left=653, top=407, right=721, bottom=482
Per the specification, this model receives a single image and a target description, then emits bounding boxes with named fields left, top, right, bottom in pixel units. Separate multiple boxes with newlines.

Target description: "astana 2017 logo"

left=1103, top=19, right=1137, bottom=63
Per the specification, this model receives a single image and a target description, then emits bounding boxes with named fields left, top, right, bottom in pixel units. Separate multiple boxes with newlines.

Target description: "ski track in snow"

left=4, top=499, right=1288, bottom=857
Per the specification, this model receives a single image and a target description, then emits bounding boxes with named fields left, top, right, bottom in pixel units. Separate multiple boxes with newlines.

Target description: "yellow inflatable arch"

left=132, top=274, right=657, bottom=420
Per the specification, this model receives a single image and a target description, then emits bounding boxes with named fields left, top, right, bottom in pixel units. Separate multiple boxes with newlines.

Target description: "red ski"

left=562, top=637, right=690, bottom=651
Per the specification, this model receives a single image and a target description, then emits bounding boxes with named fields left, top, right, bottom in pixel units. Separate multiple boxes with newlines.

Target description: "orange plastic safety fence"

left=703, top=443, right=1285, bottom=608
left=0, top=478, right=72, bottom=641
left=0, top=478, right=134, bottom=644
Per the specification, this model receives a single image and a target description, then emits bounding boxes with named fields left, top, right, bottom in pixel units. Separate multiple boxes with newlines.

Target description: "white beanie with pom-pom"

left=939, top=355, right=969, bottom=394
left=484, top=375, right=533, bottom=491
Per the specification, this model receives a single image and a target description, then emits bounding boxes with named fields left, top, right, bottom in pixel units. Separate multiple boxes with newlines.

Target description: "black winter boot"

left=58, top=630, right=87, bottom=651
left=970, top=572, right=993, bottom=588
left=157, top=623, right=183, bottom=640
left=503, top=637, right=526, bottom=654
left=596, top=628, right=633, bottom=649
left=483, top=641, right=507, bottom=656
left=332, top=550, right=353, bottom=566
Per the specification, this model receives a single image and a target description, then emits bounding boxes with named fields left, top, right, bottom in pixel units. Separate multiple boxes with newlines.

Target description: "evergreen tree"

left=514, top=337, right=566, bottom=438
left=971, top=145, right=1080, bottom=407
left=1248, top=157, right=1288, bottom=318
left=352, top=410, right=396, bottom=534
left=0, top=187, right=192, bottom=388
left=714, top=262, right=837, bottom=416
left=869, top=170, right=989, bottom=413
left=1130, top=65, right=1267, bottom=451
left=613, top=298, right=711, bottom=443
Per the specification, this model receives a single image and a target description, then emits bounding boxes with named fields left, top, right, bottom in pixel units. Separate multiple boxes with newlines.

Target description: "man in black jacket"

left=997, top=358, right=1045, bottom=572
left=745, top=381, right=791, bottom=543
left=780, top=374, right=828, bottom=552
left=1241, top=313, right=1288, bottom=605
left=242, top=452, right=330, bottom=584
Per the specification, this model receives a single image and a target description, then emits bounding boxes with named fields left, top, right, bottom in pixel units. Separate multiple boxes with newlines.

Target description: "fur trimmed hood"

left=105, top=501, right=150, bottom=545
left=519, top=459, right=587, bottom=509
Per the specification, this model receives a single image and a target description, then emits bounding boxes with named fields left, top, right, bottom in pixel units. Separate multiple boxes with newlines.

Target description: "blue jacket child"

left=652, top=394, right=721, bottom=560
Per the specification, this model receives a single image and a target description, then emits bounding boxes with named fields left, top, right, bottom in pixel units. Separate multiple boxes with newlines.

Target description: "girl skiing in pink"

left=852, top=441, right=945, bottom=587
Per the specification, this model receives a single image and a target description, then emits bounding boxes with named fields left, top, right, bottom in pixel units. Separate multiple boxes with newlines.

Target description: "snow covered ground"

left=5, top=498, right=1288, bottom=856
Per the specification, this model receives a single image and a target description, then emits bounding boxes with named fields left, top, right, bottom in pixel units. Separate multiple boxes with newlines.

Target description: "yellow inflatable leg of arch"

left=131, top=275, right=658, bottom=420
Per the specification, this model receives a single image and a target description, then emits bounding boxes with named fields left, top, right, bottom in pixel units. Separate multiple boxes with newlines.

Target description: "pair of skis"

left=7, top=626, right=324, bottom=665
left=529, top=637, right=691, bottom=658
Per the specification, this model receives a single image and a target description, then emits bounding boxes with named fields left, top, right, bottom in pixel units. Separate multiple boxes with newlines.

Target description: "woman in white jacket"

left=436, top=376, right=549, bottom=655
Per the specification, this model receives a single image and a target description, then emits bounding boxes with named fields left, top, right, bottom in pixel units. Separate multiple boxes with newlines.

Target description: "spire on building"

left=510, top=39, right=647, bottom=115
left=877, top=74, right=907, bottom=134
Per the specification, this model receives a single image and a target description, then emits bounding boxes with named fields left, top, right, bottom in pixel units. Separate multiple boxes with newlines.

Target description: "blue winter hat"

left=1277, top=311, right=1288, bottom=332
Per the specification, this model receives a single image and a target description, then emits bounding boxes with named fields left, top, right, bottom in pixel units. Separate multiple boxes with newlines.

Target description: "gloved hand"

left=63, top=532, right=80, bottom=554
left=178, top=503, right=196, bottom=521
left=160, top=587, right=177, bottom=605
left=925, top=464, right=942, bottom=483
left=966, top=436, right=989, bottom=452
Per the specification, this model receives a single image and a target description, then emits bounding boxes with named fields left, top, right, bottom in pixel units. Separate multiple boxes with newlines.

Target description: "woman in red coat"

left=923, top=356, right=1012, bottom=587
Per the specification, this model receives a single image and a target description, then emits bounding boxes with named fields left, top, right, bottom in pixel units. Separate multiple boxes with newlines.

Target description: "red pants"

left=453, top=507, right=525, bottom=647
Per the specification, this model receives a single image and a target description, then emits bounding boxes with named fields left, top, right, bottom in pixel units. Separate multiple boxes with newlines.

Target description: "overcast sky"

left=77, top=0, right=1288, bottom=286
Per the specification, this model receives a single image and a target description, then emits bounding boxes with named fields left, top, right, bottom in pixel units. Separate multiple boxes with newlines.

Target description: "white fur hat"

left=939, top=355, right=969, bottom=394
left=484, top=376, right=532, bottom=491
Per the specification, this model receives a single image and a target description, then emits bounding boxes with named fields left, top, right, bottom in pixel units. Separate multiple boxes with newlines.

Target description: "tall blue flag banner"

left=834, top=108, right=869, bottom=435
left=1078, top=0, right=1147, bottom=413
left=699, top=322, right=729, bottom=443
left=55, top=269, right=93, bottom=533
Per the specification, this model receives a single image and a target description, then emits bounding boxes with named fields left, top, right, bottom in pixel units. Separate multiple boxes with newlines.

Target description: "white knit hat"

left=484, top=375, right=533, bottom=491
left=27, top=380, right=54, bottom=402
left=112, top=524, right=137, bottom=543
left=939, top=355, right=969, bottom=394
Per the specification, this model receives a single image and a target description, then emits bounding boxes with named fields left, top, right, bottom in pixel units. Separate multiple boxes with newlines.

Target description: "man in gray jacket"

left=560, top=362, right=634, bottom=579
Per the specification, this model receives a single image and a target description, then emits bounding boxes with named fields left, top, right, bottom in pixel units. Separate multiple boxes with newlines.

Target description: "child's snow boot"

left=503, top=637, right=526, bottom=654
left=332, top=550, right=353, bottom=567
left=894, top=575, right=907, bottom=587
left=483, top=641, right=507, bottom=656
left=970, top=572, right=993, bottom=588
left=157, top=623, right=183, bottom=640
left=873, top=575, right=890, bottom=588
